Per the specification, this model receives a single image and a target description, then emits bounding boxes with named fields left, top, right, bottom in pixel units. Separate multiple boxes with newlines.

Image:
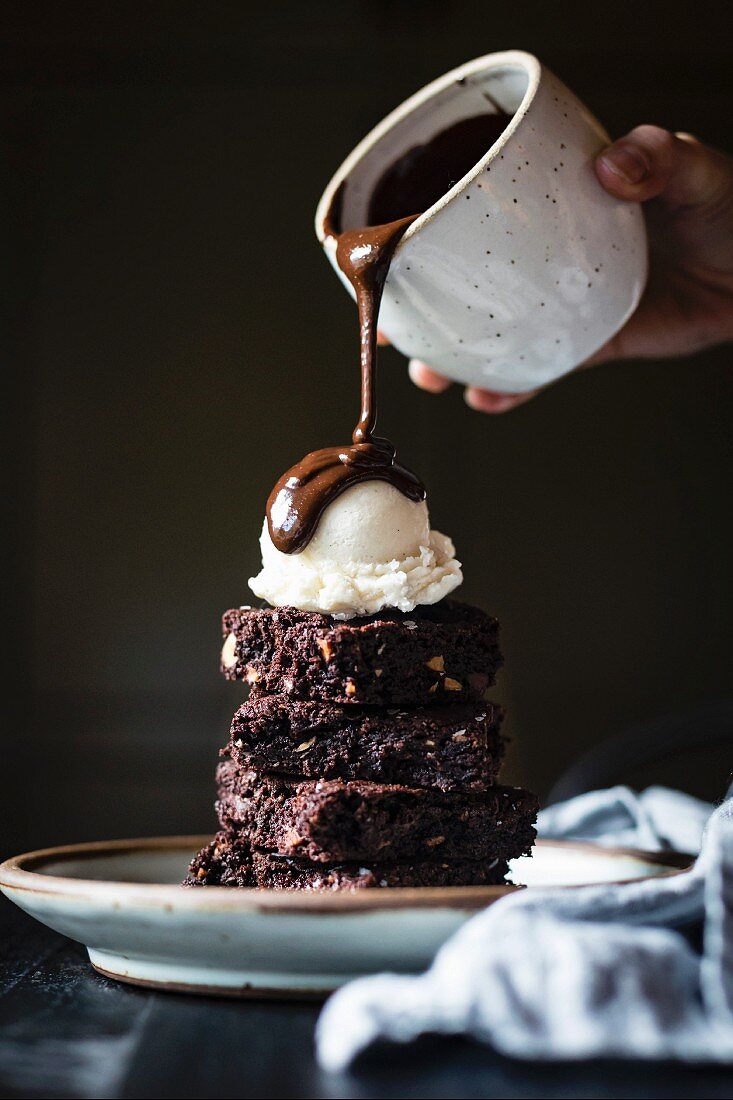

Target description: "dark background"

left=3, top=1, right=732, bottom=857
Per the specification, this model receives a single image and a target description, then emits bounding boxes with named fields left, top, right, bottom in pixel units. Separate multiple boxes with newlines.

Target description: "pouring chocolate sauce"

left=266, top=110, right=511, bottom=555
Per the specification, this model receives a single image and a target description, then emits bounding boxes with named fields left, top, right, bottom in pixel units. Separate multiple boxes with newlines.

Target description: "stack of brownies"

left=185, top=599, right=537, bottom=890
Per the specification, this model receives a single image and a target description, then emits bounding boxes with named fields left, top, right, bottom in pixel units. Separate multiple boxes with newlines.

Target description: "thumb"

left=595, top=125, right=731, bottom=211
left=595, top=125, right=733, bottom=276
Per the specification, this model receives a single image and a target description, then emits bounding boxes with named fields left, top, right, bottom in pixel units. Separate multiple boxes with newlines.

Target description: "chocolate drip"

left=337, top=216, right=416, bottom=446
left=267, top=213, right=423, bottom=556
left=267, top=109, right=511, bottom=555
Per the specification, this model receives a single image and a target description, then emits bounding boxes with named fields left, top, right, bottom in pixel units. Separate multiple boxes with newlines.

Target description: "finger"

left=464, top=386, right=538, bottom=414
left=376, top=330, right=390, bottom=346
left=595, top=125, right=731, bottom=210
left=408, top=359, right=453, bottom=393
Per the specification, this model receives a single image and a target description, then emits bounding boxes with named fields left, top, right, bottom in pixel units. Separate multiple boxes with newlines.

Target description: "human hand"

left=402, top=127, right=733, bottom=413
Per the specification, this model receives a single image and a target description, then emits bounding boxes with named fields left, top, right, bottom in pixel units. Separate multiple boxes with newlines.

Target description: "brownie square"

left=184, top=830, right=511, bottom=890
left=215, top=757, right=537, bottom=864
left=228, top=693, right=505, bottom=792
left=219, top=599, right=502, bottom=706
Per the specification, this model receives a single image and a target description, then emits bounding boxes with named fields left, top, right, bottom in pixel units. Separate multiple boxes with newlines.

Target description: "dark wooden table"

left=3, top=900, right=733, bottom=1099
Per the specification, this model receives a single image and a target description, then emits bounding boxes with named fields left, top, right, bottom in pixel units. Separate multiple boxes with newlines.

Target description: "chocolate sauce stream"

left=266, top=110, right=511, bottom=555
left=339, top=216, right=416, bottom=446
left=266, top=213, right=424, bottom=556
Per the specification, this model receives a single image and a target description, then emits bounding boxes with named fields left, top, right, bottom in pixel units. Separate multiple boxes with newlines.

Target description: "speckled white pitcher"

left=315, top=51, right=647, bottom=394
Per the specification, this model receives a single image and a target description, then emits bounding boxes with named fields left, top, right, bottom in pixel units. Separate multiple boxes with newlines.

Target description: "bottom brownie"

left=183, top=831, right=511, bottom=890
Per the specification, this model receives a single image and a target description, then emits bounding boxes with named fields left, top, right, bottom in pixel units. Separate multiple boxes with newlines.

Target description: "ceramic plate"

left=0, top=836, right=690, bottom=998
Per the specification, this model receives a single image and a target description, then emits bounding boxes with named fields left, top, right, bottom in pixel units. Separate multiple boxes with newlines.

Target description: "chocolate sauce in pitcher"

left=266, top=110, right=512, bottom=555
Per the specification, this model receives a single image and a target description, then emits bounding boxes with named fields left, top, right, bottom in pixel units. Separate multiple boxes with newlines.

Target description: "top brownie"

left=220, top=599, right=502, bottom=705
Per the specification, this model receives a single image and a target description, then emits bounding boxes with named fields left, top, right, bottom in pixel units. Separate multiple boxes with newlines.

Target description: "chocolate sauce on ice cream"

left=266, top=110, right=511, bottom=555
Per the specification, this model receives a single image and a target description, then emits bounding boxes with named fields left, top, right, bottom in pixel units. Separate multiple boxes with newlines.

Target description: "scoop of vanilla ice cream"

left=296, top=479, right=431, bottom=564
left=249, top=480, right=462, bottom=619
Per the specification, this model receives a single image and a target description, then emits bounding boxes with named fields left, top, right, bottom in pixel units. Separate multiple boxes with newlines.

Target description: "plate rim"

left=0, top=835, right=693, bottom=915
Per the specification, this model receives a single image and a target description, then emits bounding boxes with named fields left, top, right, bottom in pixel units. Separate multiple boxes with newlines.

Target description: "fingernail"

left=599, top=143, right=650, bottom=184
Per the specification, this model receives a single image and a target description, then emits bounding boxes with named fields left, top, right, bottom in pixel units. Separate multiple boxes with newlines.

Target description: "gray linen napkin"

left=316, top=785, right=733, bottom=1070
